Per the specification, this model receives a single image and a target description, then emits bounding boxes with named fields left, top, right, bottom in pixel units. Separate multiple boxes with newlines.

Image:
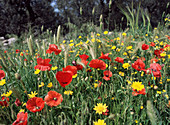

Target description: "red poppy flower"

left=139, top=57, right=145, bottom=61
left=132, top=88, right=146, bottom=96
left=150, top=63, right=162, bottom=71
left=24, top=59, right=27, bottom=61
left=89, top=59, right=106, bottom=70
left=79, top=54, right=89, bottom=60
left=46, top=44, right=61, bottom=55
left=0, top=96, right=9, bottom=107
left=102, top=109, right=109, bottom=116
left=44, top=91, right=63, bottom=107
left=34, top=58, right=52, bottom=71
left=15, top=98, right=22, bottom=106
left=103, top=70, right=112, bottom=81
left=4, top=51, right=7, bottom=53
left=26, top=97, right=45, bottom=113
left=164, top=44, right=170, bottom=48
left=12, top=112, right=28, bottom=125
left=132, top=59, right=145, bottom=71
left=165, top=35, right=170, bottom=40
left=144, top=63, right=162, bottom=78
left=0, top=70, right=5, bottom=80
left=150, top=42, right=155, bottom=47
left=115, top=57, right=124, bottom=64
left=154, top=48, right=164, bottom=58
left=150, top=58, right=158, bottom=63
left=99, top=52, right=111, bottom=61
left=81, top=59, right=89, bottom=66
left=142, top=44, right=149, bottom=50
left=75, top=64, right=83, bottom=70
left=56, top=71, right=73, bottom=88
left=63, top=65, right=77, bottom=75
left=16, top=49, right=20, bottom=54
left=79, top=54, right=89, bottom=65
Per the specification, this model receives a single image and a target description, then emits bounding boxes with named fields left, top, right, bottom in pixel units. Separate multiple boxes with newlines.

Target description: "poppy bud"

left=85, top=77, right=88, bottom=81
left=146, top=70, right=150, bottom=74
left=72, top=60, right=77, bottom=66
left=15, top=98, right=22, bottom=106
left=108, top=114, right=115, bottom=119
left=15, top=73, right=21, bottom=80
left=154, top=86, right=158, bottom=90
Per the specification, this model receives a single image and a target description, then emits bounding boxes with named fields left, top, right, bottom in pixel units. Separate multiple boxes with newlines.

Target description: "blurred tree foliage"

left=0, top=0, right=169, bottom=37
left=0, top=0, right=58, bottom=37
left=53, top=0, right=169, bottom=31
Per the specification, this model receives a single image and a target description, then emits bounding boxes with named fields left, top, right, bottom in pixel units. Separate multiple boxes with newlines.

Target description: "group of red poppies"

left=0, top=42, right=169, bottom=124
left=12, top=90, right=63, bottom=125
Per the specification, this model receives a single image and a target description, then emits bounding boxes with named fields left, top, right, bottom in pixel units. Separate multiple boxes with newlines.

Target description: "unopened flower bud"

left=15, top=73, right=21, bottom=80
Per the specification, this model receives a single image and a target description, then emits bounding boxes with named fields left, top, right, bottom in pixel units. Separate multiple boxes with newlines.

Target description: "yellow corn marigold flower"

left=152, top=77, right=156, bottom=80
left=123, top=52, right=127, bottom=55
left=28, top=91, right=38, bottom=98
left=165, top=94, right=169, bottom=99
left=1, top=90, right=13, bottom=97
left=126, top=80, right=132, bottom=84
left=86, top=40, right=89, bottom=44
left=51, top=66, right=58, bottom=70
left=141, top=72, right=144, bottom=76
left=93, top=103, right=108, bottom=114
left=121, top=42, right=124, bottom=46
left=70, top=40, right=73, bottom=42
left=97, top=39, right=101, bottom=43
left=19, top=109, right=25, bottom=113
left=63, top=40, right=66, bottom=43
left=64, top=90, right=73, bottom=95
left=93, top=119, right=106, bottom=125
left=145, top=34, right=148, bottom=36
left=160, top=41, right=164, bottom=45
left=94, top=83, right=99, bottom=88
left=122, top=32, right=126, bottom=36
left=167, top=79, right=170, bottom=82
left=140, top=106, right=144, bottom=109
left=78, top=36, right=82, bottom=39
left=111, top=46, right=116, bottom=50
left=69, top=43, right=74, bottom=46
left=116, top=37, right=120, bottom=40
left=103, top=31, right=108, bottom=35
left=97, top=33, right=100, bottom=36
left=131, top=81, right=144, bottom=91
left=111, top=97, right=115, bottom=100
left=155, top=36, right=158, bottom=39
left=39, top=82, right=44, bottom=88
left=168, top=55, right=170, bottom=58
left=160, top=52, right=166, bottom=57
left=119, top=71, right=124, bottom=76
left=157, top=91, right=161, bottom=94
left=47, top=82, right=53, bottom=88
left=126, top=46, right=132, bottom=50
left=0, top=79, right=6, bottom=86
left=22, top=103, right=26, bottom=106
left=135, top=120, right=138, bottom=123
left=116, top=48, right=121, bottom=52
left=72, top=74, right=77, bottom=78
left=114, top=67, right=117, bottom=69
left=122, top=63, right=130, bottom=69
left=34, top=69, right=41, bottom=74
left=91, top=38, right=95, bottom=42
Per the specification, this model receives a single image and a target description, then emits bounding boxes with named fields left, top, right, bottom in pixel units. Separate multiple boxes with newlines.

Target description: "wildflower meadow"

left=0, top=7, right=170, bottom=125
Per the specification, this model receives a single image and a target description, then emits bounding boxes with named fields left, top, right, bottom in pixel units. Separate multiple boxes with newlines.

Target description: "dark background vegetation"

left=0, top=0, right=169, bottom=37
